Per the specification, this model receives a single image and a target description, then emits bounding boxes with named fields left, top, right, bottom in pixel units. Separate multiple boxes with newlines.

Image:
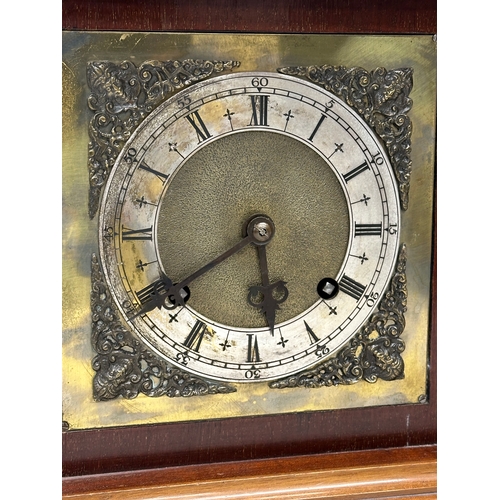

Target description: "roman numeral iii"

left=338, top=275, right=366, bottom=301
left=354, top=222, right=382, bottom=236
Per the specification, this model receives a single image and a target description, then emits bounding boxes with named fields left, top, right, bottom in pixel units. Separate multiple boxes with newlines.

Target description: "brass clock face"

left=98, top=72, right=401, bottom=382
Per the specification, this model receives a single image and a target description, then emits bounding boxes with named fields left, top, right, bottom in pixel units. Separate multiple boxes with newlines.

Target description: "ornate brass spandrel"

left=90, top=253, right=236, bottom=400
left=87, top=59, right=240, bottom=219
left=269, top=244, right=407, bottom=389
left=278, top=66, right=413, bottom=210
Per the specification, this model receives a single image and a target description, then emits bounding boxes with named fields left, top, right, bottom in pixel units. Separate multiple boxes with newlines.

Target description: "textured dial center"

left=157, top=130, right=349, bottom=328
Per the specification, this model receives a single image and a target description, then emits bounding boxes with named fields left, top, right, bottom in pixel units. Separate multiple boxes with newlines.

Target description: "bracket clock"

left=62, top=30, right=436, bottom=481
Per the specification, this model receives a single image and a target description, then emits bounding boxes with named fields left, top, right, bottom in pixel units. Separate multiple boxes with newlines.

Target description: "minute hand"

left=168, top=234, right=253, bottom=306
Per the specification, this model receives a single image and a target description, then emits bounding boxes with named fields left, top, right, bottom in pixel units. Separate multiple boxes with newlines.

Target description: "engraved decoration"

left=278, top=66, right=413, bottom=210
left=270, top=244, right=407, bottom=389
left=88, top=64, right=410, bottom=400
left=87, top=59, right=240, bottom=219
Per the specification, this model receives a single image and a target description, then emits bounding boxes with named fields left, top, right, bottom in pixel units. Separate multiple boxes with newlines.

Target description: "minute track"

left=99, top=71, right=401, bottom=382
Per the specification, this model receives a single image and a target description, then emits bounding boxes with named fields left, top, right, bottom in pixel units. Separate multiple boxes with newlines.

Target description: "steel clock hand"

left=247, top=244, right=289, bottom=336
left=131, top=235, right=253, bottom=318
left=166, top=233, right=254, bottom=307
left=129, top=275, right=174, bottom=319
left=246, top=217, right=289, bottom=336
left=168, top=215, right=287, bottom=308
left=133, top=215, right=283, bottom=318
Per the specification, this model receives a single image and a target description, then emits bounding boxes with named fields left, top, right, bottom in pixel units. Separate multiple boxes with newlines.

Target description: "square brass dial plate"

left=62, top=32, right=436, bottom=430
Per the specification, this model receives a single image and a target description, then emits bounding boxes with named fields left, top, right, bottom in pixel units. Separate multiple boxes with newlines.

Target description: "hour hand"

left=248, top=279, right=289, bottom=336
left=247, top=240, right=289, bottom=336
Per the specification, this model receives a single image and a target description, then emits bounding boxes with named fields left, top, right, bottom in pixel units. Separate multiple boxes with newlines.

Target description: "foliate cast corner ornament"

left=278, top=65, right=413, bottom=210
left=269, top=244, right=408, bottom=390
left=90, top=253, right=236, bottom=400
left=86, top=59, right=241, bottom=219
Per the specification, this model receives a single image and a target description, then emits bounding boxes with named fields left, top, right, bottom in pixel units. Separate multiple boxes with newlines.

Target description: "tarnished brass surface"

left=62, top=32, right=436, bottom=430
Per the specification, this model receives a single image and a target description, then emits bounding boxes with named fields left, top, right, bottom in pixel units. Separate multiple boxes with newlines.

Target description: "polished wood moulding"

left=62, top=0, right=437, bottom=34
left=62, top=445, right=437, bottom=499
